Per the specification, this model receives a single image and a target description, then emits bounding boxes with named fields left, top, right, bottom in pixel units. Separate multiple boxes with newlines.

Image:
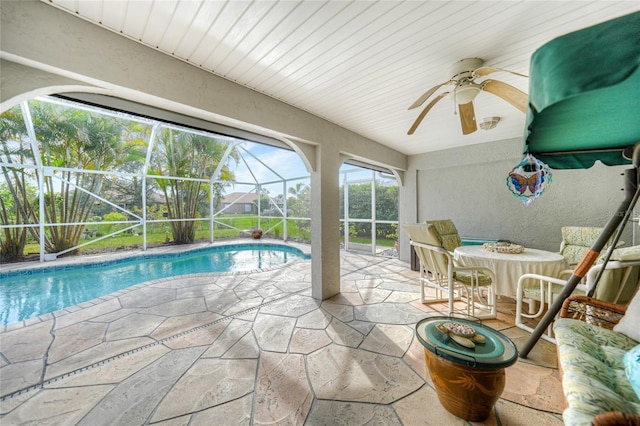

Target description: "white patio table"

left=453, top=245, right=569, bottom=298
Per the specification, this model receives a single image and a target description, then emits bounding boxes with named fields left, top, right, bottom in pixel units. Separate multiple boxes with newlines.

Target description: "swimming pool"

left=0, top=243, right=310, bottom=326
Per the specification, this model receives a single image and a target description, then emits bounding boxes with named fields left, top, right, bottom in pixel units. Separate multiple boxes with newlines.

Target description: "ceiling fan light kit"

left=453, top=83, right=482, bottom=105
left=479, top=117, right=500, bottom=131
left=408, top=58, right=528, bottom=136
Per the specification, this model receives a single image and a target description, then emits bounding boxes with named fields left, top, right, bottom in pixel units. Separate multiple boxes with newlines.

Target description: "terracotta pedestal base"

left=425, top=349, right=506, bottom=421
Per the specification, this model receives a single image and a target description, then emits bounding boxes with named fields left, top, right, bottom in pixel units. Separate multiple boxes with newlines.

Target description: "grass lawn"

left=21, top=215, right=305, bottom=255
left=19, top=215, right=396, bottom=256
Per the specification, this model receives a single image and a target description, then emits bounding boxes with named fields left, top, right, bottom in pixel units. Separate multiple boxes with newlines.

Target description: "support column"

left=310, top=145, right=342, bottom=300
left=398, top=164, right=418, bottom=263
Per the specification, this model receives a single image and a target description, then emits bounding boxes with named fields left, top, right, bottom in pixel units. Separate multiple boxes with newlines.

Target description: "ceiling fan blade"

left=473, top=67, right=528, bottom=79
left=407, top=92, right=449, bottom=135
left=458, top=101, right=477, bottom=135
left=408, top=80, right=454, bottom=110
left=482, top=79, right=528, bottom=112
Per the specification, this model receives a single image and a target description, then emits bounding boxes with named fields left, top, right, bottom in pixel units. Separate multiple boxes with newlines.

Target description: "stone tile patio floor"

left=0, top=245, right=564, bottom=425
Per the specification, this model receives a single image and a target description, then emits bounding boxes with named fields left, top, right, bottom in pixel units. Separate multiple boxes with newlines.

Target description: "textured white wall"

left=409, top=137, right=634, bottom=252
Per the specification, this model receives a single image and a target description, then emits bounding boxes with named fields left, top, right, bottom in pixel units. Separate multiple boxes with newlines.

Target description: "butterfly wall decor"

left=508, top=170, right=549, bottom=195
left=506, top=154, right=552, bottom=205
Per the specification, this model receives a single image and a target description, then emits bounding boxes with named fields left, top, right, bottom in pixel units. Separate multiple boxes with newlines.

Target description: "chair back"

left=559, top=226, right=609, bottom=265
left=403, top=223, right=451, bottom=276
left=425, top=219, right=461, bottom=252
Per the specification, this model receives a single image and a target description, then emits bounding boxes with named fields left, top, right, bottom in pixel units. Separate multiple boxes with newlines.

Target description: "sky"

left=233, top=141, right=308, bottom=184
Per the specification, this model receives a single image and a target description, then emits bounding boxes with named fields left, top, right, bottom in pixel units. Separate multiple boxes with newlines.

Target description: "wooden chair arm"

left=559, top=295, right=627, bottom=330
left=590, top=411, right=640, bottom=426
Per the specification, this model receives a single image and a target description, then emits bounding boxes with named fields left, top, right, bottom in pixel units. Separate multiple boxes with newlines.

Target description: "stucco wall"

left=409, top=137, right=634, bottom=252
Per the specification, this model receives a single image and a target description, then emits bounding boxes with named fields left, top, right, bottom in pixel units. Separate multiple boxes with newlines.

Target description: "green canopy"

left=524, top=12, right=640, bottom=169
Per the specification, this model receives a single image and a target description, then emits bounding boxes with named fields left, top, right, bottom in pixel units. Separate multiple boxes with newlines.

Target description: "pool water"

left=0, top=243, right=310, bottom=326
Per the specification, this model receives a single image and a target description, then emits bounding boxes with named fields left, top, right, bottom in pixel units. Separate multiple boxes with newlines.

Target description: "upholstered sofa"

left=554, top=295, right=640, bottom=425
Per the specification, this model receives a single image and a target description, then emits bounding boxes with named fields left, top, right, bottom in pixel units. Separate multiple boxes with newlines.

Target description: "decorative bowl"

left=482, top=242, right=524, bottom=254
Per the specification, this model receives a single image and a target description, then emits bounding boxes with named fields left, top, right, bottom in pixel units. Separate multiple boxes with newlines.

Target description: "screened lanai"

left=0, top=95, right=399, bottom=264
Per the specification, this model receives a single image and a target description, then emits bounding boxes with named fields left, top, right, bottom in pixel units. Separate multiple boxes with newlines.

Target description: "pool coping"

left=0, top=238, right=312, bottom=273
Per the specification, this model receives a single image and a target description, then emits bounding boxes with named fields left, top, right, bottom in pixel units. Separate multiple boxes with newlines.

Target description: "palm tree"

left=0, top=105, right=40, bottom=260
left=287, top=182, right=311, bottom=217
left=0, top=99, right=147, bottom=257
left=36, top=101, right=148, bottom=253
left=151, top=128, right=236, bottom=244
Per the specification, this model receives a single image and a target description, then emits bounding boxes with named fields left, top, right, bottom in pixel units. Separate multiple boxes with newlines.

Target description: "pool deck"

left=0, top=242, right=564, bottom=425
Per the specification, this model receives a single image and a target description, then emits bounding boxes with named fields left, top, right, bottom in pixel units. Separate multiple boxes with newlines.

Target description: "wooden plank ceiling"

left=44, top=1, right=638, bottom=155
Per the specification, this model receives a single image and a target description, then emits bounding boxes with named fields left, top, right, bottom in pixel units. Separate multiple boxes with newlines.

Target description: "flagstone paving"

left=0, top=245, right=564, bottom=425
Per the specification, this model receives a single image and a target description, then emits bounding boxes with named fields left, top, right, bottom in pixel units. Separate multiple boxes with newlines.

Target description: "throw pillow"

left=614, top=290, right=640, bottom=342
left=624, top=345, right=640, bottom=398
left=611, top=245, right=640, bottom=261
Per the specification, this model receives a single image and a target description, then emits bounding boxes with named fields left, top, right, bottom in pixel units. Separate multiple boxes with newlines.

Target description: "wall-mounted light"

left=479, top=117, right=500, bottom=130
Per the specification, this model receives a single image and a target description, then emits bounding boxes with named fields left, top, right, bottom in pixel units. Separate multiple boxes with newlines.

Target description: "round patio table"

left=454, top=245, right=568, bottom=298
left=415, top=316, right=518, bottom=421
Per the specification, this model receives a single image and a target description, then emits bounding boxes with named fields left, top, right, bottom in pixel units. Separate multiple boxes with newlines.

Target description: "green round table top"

left=415, top=316, right=518, bottom=369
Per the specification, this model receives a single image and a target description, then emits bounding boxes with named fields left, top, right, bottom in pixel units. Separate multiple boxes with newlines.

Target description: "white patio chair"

left=404, top=223, right=497, bottom=319
left=515, top=255, right=640, bottom=342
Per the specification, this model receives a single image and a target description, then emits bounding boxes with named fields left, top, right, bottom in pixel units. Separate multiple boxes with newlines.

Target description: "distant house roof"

left=221, top=192, right=259, bottom=204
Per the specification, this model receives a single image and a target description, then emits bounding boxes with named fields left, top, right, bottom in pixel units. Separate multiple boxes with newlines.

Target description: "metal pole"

left=344, top=176, right=350, bottom=251
left=20, top=102, right=45, bottom=262
left=142, top=124, right=159, bottom=251
left=588, top=186, right=640, bottom=296
left=520, top=158, right=639, bottom=358
left=371, top=170, right=376, bottom=255
left=283, top=180, right=288, bottom=241
left=210, top=180, right=215, bottom=243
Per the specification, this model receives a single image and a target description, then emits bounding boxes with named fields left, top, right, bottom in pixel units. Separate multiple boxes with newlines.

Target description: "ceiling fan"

left=407, top=58, right=528, bottom=135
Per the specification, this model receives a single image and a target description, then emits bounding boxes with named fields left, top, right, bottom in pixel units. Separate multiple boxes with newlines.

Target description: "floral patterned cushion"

left=523, top=284, right=585, bottom=303
left=426, top=219, right=462, bottom=253
left=454, top=270, right=493, bottom=286
left=554, top=318, right=640, bottom=426
left=612, top=245, right=640, bottom=261
left=559, top=226, right=606, bottom=265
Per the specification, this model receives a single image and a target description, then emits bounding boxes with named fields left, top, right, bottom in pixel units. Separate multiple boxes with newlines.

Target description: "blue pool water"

left=0, top=243, right=310, bottom=326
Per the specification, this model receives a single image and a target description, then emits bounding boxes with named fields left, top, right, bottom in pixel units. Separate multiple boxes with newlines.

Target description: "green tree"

left=375, top=184, right=399, bottom=221
left=151, top=128, right=235, bottom=244
left=338, top=181, right=398, bottom=239
left=287, top=182, right=311, bottom=217
left=287, top=182, right=311, bottom=238
left=340, top=183, right=372, bottom=237
left=0, top=106, right=39, bottom=261
left=0, top=100, right=147, bottom=256
left=0, top=181, right=38, bottom=261
left=35, top=101, right=147, bottom=253
left=97, top=147, right=150, bottom=215
left=97, top=211, right=129, bottom=236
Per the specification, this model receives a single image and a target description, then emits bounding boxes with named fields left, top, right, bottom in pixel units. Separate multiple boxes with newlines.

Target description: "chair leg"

left=419, top=276, right=456, bottom=306
left=515, top=278, right=556, bottom=342
left=462, top=277, right=496, bottom=320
